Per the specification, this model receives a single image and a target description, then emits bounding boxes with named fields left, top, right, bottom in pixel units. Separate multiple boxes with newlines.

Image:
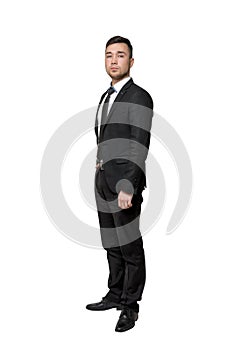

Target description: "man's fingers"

left=128, top=200, right=132, bottom=208
left=118, top=191, right=133, bottom=209
left=118, top=199, right=132, bottom=209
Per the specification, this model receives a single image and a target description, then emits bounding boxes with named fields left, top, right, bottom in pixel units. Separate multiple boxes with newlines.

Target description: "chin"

left=109, top=72, right=124, bottom=80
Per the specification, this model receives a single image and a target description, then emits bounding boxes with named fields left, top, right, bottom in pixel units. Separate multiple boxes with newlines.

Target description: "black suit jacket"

left=95, top=78, right=154, bottom=195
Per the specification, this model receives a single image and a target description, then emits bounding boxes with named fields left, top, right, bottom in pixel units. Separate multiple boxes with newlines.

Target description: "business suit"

left=94, top=78, right=153, bottom=313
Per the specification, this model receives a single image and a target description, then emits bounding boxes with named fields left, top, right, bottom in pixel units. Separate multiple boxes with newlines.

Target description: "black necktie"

left=100, top=86, right=116, bottom=127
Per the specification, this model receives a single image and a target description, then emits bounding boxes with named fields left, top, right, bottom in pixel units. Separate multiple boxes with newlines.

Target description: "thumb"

left=128, top=199, right=132, bottom=207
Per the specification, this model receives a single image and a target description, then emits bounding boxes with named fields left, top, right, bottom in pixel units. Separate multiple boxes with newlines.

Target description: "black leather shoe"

left=86, top=297, right=121, bottom=311
left=115, top=307, right=138, bottom=332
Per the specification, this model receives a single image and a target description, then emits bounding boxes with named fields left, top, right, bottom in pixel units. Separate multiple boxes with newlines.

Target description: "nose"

left=111, top=54, right=118, bottom=65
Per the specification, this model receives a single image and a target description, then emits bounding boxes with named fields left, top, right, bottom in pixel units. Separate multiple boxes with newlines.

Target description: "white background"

left=1, top=0, right=234, bottom=348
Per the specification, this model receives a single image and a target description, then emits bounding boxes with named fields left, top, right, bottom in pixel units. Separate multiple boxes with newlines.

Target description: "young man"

left=86, top=36, right=154, bottom=332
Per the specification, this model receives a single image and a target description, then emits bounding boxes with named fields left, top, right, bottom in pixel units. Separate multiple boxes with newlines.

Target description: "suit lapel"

left=95, top=90, right=109, bottom=143
left=106, top=78, right=133, bottom=123
left=96, top=78, right=134, bottom=142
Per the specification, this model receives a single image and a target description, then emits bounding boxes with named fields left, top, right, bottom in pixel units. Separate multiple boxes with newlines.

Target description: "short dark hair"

left=105, top=36, right=133, bottom=58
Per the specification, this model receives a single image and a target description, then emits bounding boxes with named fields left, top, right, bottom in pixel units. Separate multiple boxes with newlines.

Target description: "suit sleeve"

left=116, top=91, right=154, bottom=194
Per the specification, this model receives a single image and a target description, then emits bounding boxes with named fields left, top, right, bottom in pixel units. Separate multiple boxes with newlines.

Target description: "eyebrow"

left=105, top=51, right=127, bottom=55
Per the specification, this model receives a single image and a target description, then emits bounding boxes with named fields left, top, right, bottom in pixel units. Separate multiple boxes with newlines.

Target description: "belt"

left=96, top=158, right=104, bottom=170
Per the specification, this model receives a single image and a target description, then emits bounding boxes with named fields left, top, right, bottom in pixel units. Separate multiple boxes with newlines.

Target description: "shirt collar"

left=111, top=77, right=131, bottom=94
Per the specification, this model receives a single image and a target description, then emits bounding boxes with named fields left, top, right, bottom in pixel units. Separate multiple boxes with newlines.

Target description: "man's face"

left=105, top=43, right=134, bottom=83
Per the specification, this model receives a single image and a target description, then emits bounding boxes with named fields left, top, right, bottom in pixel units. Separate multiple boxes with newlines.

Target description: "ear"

left=130, top=58, right=134, bottom=68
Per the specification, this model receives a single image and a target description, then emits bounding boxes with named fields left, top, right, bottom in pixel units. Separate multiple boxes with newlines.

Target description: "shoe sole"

left=86, top=304, right=121, bottom=311
left=115, top=323, right=135, bottom=332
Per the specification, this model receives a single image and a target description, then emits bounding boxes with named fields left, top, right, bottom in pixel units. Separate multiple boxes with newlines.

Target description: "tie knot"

left=107, top=86, right=116, bottom=96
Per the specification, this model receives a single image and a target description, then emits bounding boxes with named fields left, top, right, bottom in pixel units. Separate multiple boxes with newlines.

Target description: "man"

left=86, top=36, right=154, bottom=332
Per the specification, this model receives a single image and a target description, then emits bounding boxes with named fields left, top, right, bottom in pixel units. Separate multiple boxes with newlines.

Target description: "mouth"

left=110, top=67, right=119, bottom=71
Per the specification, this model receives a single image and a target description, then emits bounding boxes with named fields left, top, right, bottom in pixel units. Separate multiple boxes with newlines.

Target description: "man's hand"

left=118, top=190, right=133, bottom=209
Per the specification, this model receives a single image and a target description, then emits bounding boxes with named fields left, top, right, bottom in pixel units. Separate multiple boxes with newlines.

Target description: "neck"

left=112, top=74, right=130, bottom=86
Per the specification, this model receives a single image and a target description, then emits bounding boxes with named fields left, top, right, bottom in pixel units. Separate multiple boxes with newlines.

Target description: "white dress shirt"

left=98, top=77, right=131, bottom=136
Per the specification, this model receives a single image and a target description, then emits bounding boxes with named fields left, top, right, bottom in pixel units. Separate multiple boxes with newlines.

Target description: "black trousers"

left=95, top=168, right=146, bottom=313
